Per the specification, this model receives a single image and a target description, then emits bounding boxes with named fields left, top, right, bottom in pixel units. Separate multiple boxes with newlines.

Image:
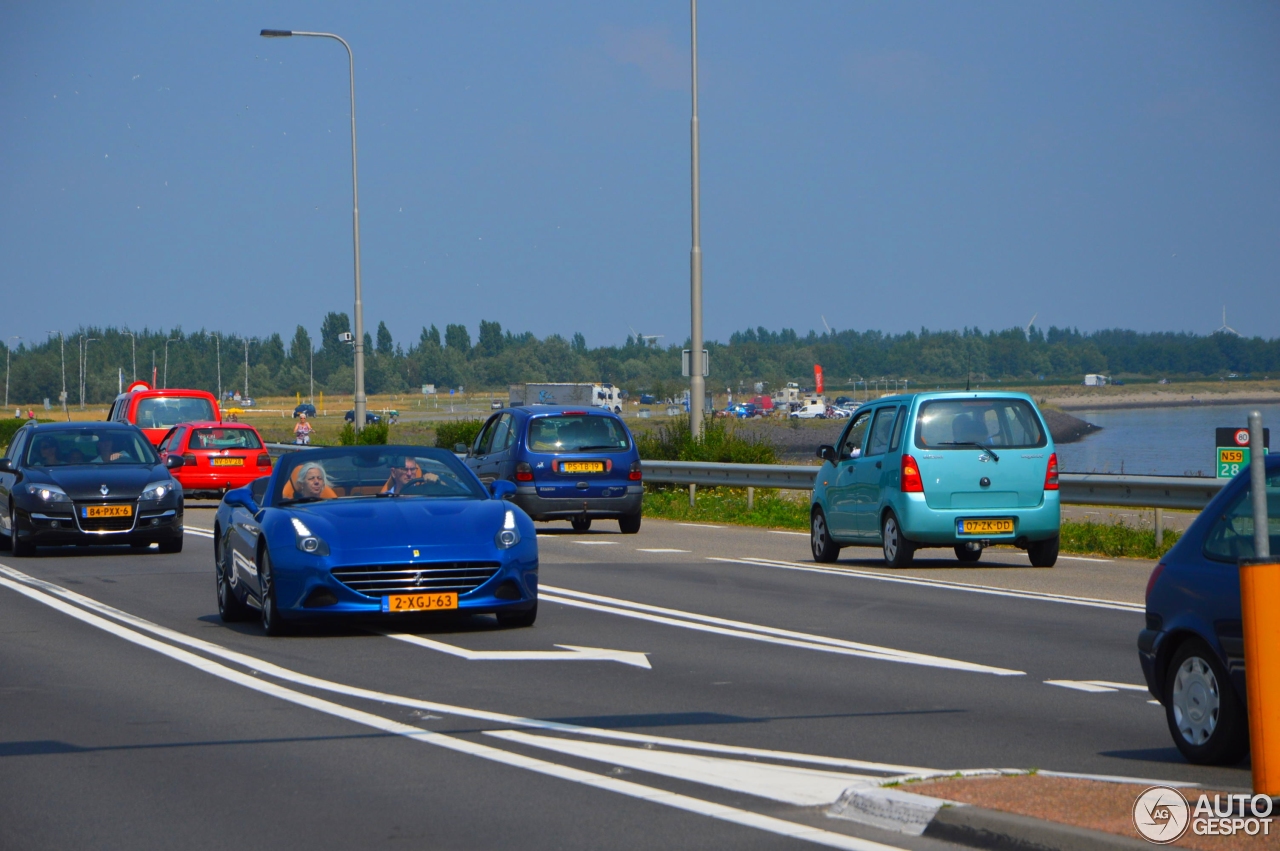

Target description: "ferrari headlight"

left=495, top=509, right=520, bottom=549
left=291, top=516, right=329, bottom=555
left=140, top=481, right=173, bottom=501
left=25, top=483, right=71, bottom=504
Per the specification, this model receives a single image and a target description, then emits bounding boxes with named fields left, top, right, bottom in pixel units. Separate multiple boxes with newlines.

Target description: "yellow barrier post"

left=1241, top=411, right=1277, bottom=796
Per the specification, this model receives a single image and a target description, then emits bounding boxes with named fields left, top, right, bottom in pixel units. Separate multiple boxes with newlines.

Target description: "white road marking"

left=486, top=730, right=874, bottom=806
left=385, top=632, right=651, bottom=669
left=1045, top=679, right=1148, bottom=694
left=0, top=567, right=907, bottom=851
left=712, top=557, right=1144, bottom=613
left=1056, top=555, right=1115, bottom=563
left=186, top=527, right=215, bottom=538
left=0, top=564, right=928, bottom=774
left=678, top=522, right=723, bottom=529
left=636, top=548, right=690, bottom=553
left=540, top=585, right=1022, bottom=676
left=573, top=540, right=618, bottom=545
left=768, top=530, right=810, bottom=537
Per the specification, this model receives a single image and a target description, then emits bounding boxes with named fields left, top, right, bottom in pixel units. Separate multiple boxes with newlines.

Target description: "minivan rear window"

left=527, top=415, right=631, bottom=453
left=134, top=397, right=216, bottom=430
left=914, top=398, right=1046, bottom=450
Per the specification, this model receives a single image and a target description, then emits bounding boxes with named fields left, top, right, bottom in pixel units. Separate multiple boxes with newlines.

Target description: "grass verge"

left=642, top=485, right=1181, bottom=559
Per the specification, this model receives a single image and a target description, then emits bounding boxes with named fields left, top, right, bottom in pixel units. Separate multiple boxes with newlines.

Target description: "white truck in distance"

left=509, top=383, right=623, bottom=412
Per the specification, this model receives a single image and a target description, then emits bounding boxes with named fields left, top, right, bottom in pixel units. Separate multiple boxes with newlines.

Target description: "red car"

left=108, top=381, right=222, bottom=447
left=158, top=422, right=272, bottom=499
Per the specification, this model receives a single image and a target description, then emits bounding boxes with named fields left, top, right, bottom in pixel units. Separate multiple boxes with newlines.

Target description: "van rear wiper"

left=936, top=442, right=999, bottom=462
left=573, top=445, right=622, bottom=451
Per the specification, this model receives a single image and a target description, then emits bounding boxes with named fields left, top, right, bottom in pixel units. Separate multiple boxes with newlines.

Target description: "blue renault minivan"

left=810, top=392, right=1060, bottom=567
left=461, top=406, right=643, bottom=533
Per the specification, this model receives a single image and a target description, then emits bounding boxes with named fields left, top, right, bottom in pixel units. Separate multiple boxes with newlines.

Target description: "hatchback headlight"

left=140, top=481, right=174, bottom=501
left=495, top=509, right=520, bottom=549
left=291, top=516, right=329, bottom=555
left=26, top=483, right=71, bottom=504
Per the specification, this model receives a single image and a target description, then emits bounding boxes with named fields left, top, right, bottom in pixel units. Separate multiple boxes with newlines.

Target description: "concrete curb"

left=827, top=782, right=1151, bottom=850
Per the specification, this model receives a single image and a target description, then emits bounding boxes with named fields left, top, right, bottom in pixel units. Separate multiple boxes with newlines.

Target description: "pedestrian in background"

left=293, top=412, right=313, bottom=445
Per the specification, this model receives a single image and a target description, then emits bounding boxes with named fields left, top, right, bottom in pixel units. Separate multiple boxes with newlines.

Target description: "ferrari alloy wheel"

left=258, top=548, right=289, bottom=636
left=881, top=512, right=914, bottom=568
left=216, top=533, right=252, bottom=623
left=810, top=507, right=840, bottom=563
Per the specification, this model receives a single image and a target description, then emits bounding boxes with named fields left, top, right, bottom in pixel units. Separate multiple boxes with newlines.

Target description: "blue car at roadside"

left=213, top=446, right=538, bottom=635
left=810, top=392, right=1061, bottom=567
left=1139, top=454, right=1279, bottom=765
left=460, top=405, right=643, bottom=534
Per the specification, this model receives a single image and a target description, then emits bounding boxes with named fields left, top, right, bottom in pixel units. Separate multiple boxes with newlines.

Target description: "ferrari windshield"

left=274, top=447, right=487, bottom=503
left=26, top=429, right=159, bottom=467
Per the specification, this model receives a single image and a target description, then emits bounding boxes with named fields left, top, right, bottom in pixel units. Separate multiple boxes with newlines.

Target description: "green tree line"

left=3, top=318, right=1277, bottom=406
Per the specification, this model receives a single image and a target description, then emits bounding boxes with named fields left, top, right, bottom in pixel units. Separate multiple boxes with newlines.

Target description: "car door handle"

left=875, top=461, right=882, bottom=469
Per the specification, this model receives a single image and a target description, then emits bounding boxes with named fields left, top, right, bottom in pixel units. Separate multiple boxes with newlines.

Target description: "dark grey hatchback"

left=461, top=406, right=643, bottom=533
left=0, top=422, right=186, bottom=555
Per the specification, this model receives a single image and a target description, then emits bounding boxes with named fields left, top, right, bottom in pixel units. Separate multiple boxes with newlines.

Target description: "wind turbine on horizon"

left=1215, top=306, right=1240, bottom=337
left=629, top=327, right=664, bottom=346
left=1024, top=313, right=1038, bottom=340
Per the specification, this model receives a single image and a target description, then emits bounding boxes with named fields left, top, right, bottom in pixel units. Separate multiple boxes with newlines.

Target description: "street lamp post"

left=688, top=0, right=705, bottom=438
left=5, top=335, right=19, bottom=408
left=122, top=331, right=137, bottom=382
left=207, top=332, right=222, bottom=400
left=261, top=28, right=367, bottom=431
left=48, top=331, right=66, bottom=415
left=309, top=345, right=315, bottom=404
left=163, top=337, right=182, bottom=389
left=242, top=337, right=257, bottom=401
left=79, top=336, right=98, bottom=408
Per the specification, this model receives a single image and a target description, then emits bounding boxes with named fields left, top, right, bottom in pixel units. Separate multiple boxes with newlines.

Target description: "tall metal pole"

left=244, top=338, right=250, bottom=400
left=261, top=29, right=367, bottom=432
left=309, top=346, right=314, bottom=403
left=4, top=336, right=19, bottom=408
left=1248, top=411, right=1270, bottom=560
left=163, top=337, right=181, bottom=389
left=688, top=0, right=705, bottom=438
left=49, top=331, right=66, bottom=415
left=207, top=332, right=221, bottom=400
left=80, top=337, right=97, bottom=408
left=123, top=331, right=136, bottom=381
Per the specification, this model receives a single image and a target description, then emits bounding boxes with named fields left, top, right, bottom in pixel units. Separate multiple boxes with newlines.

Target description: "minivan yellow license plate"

left=958, top=518, right=1014, bottom=535
left=561, top=461, right=604, bottom=473
left=381, top=592, right=458, bottom=613
left=85, top=505, right=132, bottom=518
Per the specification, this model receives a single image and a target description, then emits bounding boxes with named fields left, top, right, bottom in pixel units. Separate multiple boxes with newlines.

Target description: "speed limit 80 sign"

left=1216, top=427, right=1270, bottom=479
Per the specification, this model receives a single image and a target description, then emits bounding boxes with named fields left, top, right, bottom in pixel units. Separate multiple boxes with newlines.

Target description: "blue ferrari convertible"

left=212, top=446, right=538, bottom=635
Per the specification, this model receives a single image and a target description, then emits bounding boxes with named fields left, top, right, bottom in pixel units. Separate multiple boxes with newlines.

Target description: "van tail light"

left=900, top=455, right=924, bottom=493
left=1044, top=453, right=1060, bottom=490
left=183, top=454, right=198, bottom=466
left=257, top=453, right=272, bottom=468
left=1146, top=563, right=1166, bottom=603
left=515, top=462, right=534, bottom=482
left=629, top=461, right=642, bottom=481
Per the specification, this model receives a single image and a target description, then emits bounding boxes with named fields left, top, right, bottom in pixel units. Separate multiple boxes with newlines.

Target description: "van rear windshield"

left=914, top=399, right=1046, bottom=450
left=527, top=415, right=631, bottom=453
left=134, top=397, right=216, bottom=430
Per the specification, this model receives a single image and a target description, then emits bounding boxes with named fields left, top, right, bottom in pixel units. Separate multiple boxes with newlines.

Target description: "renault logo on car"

left=100, top=484, right=110, bottom=496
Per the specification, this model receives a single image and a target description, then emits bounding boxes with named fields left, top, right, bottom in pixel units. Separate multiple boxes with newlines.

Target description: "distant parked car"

left=343, top=410, right=382, bottom=424
left=639, top=394, right=658, bottom=406
left=491, top=400, right=504, bottom=410
left=789, top=402, right=827, bottom=419
left=1139, top=454, right=1279, bottom=765
left=810, top=391, right=1060, bottom=568
left=293, top=404, right=317, bottom=418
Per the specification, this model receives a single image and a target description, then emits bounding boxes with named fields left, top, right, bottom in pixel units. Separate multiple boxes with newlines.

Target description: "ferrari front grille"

left=330, top=562, right=501, bottom=598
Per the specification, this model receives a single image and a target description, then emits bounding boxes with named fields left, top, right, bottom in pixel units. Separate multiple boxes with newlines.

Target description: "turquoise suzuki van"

left=810, top=392, right=1060, bottom=567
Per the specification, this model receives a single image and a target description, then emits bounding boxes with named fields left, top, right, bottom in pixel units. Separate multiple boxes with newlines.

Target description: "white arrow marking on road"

left=384, top=632, right=652, bottom=669
left=485, top=730, right=876, bottom=807
left=1045, top=679, right=1149, bottom=694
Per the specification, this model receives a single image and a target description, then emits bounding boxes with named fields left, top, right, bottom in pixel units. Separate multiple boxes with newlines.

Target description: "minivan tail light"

left=257, top=453, right=272, bottom=468
left=900, top=455, right=924, bottom=493
left=629, top=461, right=642, bottom=481
left=1146, top=563, right=1166, bottom=602
left=1044, top=453, right=1060, bottom=490
left=515, top=462, right=534, bottom=482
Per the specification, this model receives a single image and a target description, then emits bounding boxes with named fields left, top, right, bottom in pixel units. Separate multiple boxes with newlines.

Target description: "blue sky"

left=3, top=1, right=1277, bottom=349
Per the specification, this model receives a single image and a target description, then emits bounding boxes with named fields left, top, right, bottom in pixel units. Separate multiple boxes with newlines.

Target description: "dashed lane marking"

left=573, top=540, right=617, bottom=546
left=678, top=523, right=723, bottom=529
left=636, top=548, right=690, bottom=553
left=768, top=530, right=809, bottom=537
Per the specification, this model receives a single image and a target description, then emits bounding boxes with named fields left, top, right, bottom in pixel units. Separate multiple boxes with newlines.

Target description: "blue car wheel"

left=1164, top=638, right=1248, bottom=765
left=259, top=548, right=289, bottom=637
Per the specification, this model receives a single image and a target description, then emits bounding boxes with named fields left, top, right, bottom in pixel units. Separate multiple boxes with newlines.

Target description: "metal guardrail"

left=265, top=443, right=1226, bottom=511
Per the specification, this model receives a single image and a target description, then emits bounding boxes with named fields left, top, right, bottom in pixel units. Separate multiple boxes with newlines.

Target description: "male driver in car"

left=93, top=433, right=136, bottom=464
left=382, top=457, right=439, bottom=494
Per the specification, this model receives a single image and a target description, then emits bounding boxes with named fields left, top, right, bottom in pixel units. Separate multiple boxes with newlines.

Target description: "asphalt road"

left=0, top=509, right=1251, bottom=851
